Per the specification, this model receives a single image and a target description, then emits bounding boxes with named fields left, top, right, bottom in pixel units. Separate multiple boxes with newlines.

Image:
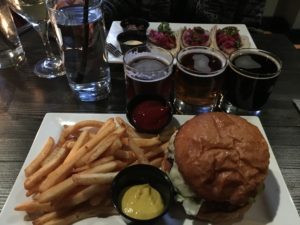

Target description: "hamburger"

left=163, top=112, right=269, bottom=223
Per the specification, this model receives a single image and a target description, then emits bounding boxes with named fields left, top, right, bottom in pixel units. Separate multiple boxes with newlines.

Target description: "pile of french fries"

left=15, top=117, right=175, bottom=225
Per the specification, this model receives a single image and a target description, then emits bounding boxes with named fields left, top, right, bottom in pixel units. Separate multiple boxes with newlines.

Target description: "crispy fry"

left=58, top=120, right=104, bottom=145
left=43, top=205, right=117, bottom=225
left=78, top=127, right=125, bottom=166
left=26, top=186, right=39, bottom=197
left=37, top=177, right=76, bottom=203
left=144, top=145, right=166, bottom=160
left=132, top=136, right=161, bottom=147
left=15, top=200, right=53, bottom=213
left=53, top=184, right=109, bottom=209
left=25, top=137, right=55, bottom=177
left=64, top=140, right=75, bottom=150
left=150, top=157, right=164, bottom=167
left=86, top=134, right=118, bottom=164
left=41, top=147, right=59, bottom=167
left=101, top=196, right=114, bottom=207
left=63, top=130, right=89, bottom=164
left=25, top=147, right=68, bottom=189
left=95, top=118, right=115, bottom=135
left=121, top=136, right=161, bottom=148
left=115, top=117, right=140, bottom=138
left=114, top=149, right=136, bottom=161
left=90, top=155, right=115, bottom=167
left=73, top=155, right=115, bottom=173
left=75, top=134, right=116, bottom=167
left=102, top=138, right=123, bottom=157
left=74, top=119, right=117, bottom=167
left=33, top=212, right=58, bottom=225
left=32, top=193, right=41, bottom=201
left=88, top=194, right=104, bottom=206
left=84, top=160, right=124, bottom=174
left=72, top=172, right=117, bottom=185
left=128, top=138, right=148, bottom=164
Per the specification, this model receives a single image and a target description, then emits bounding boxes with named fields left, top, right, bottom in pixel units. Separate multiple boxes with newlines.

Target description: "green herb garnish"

left=158, top=22, right=173, bottom=35
left=222, top=26, right=239, bottom=36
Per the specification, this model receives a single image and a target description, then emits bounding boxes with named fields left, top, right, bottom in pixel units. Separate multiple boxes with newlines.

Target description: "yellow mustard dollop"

left=121, top=184, right=164, bottom=220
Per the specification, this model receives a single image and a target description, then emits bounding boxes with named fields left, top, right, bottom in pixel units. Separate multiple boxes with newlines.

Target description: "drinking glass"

left=47, top=0, right=111, bottom=101
left=8, top=0, right=65, bottom=78
left=174, top=46, right=227, bottom=114
left=0, top=1, right=25, bottom=69
left=123, top=45, right=174, bottom=103
left=220, top=48, right=282, bottom=115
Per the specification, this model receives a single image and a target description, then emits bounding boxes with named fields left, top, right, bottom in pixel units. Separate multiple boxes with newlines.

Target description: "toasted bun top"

left=174, top=112, right=269, bottom=206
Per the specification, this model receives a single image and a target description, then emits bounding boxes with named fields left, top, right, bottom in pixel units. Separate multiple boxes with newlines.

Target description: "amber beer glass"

left=220, top=48, right=282, bottom=115
left=123, top=46, right=174, bottom=103
left=174, top=46, right=227, bottom=114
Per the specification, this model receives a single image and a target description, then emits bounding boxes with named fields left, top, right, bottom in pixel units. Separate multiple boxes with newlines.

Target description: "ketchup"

left=131, top=100, right=171, bottom=133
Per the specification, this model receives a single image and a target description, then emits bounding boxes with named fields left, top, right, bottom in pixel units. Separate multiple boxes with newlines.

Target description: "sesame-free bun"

left=174, top=112, right=269, bottom=207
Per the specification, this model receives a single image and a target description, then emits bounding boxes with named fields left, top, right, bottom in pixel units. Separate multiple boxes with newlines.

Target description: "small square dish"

left=0, top=113, right=300, bottom=225
left=106, top=22, right=257, bottom=63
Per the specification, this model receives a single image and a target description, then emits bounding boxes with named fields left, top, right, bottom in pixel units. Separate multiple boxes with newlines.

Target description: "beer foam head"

left=229, top=48, right=282, bottom=80
left=176, top=47, right=228, bottom=78
left=124, top=46, right=173, bottom=82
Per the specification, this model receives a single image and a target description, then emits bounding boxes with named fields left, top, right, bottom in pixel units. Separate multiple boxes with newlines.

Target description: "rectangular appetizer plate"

left=1, top=113, right=300, bottom=225
left=106, top=22, right=257, bottom=63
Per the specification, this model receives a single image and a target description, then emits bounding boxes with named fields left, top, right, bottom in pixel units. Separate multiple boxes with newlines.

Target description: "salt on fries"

left=15, top=117, right=174, bottom=225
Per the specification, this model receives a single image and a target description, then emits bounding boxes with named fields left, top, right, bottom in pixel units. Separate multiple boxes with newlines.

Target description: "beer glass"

left=174, top=46, right=227, bottom=114
left=123, top=45, right=174, bottom=103
left=220, top=48, right=282, bottom=115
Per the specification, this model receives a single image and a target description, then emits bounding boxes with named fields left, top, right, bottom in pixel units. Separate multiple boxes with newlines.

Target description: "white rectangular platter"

left=1, top=113, right=300, bottom=225
left=106, top=21, right=257, bottom=63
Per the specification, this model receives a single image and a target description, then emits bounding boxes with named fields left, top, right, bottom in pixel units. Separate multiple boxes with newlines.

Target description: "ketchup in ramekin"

left=126, top=95, right=173, bottom=133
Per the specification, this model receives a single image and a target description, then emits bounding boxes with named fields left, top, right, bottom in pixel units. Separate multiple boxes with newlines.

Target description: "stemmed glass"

left=8, top=0, right=65, bottom=78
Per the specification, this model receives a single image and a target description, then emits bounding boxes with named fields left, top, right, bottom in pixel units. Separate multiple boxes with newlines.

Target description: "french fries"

left=16, top=117, right=173, bottom=225
left=72, top=172, right=117, bottom=185
left=25, top=137, right=55, bottom=177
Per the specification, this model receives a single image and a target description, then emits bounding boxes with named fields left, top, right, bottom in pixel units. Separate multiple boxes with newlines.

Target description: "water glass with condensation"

left=0, top=2, right=25, bottom=69
left=47, top=0, right=111, bottom=101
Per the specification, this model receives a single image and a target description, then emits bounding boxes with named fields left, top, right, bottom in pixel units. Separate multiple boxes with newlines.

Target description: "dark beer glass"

left=174, top=46, right=227, bottom=114
left=220, top=48, right=282, bottom=115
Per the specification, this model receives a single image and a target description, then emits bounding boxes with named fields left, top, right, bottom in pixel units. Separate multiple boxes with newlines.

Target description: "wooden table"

left=0, top=28, right=300, bottom=218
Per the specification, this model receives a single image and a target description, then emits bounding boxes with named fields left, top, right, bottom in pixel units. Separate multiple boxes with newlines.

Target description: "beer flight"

left=119, top=20, right=282, bottom=130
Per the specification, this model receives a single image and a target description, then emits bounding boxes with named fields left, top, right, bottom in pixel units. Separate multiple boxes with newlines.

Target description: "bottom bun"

left=196, top=203, right=252, bottom=224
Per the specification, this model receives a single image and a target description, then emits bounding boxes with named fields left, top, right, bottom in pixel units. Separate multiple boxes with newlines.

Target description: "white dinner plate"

left=0, top=113, right=300, bottom=225
left=106, top=22, right=257, bottom=63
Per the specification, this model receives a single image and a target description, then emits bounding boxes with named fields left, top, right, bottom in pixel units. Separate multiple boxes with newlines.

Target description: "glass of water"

left=46, top=0, right=111, bottom=101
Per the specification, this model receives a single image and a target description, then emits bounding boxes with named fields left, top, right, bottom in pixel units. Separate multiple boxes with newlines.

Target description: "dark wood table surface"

left=0, top=28, right=300, bottom=218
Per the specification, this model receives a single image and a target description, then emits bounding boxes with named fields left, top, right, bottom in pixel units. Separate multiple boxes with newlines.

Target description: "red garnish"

left=182, top=27, right=210, bottom=47
left=216, top=27, right=241, bottom=53
left=148, top=30, right=176, bottom=50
